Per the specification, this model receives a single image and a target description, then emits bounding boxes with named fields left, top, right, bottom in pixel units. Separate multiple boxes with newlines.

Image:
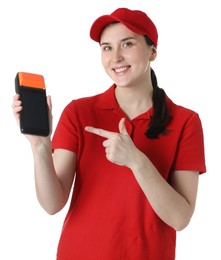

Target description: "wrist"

left=30, top=138, right=52, bottom=154
left=129, top=150, right=148, bottom=173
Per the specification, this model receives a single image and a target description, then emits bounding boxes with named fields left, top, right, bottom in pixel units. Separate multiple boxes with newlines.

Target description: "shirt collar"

left=96, top=84, right=174, bottom=119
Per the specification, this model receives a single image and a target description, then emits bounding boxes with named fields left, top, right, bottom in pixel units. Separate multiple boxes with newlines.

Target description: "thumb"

left=119, top=118, right=129, bottom=135
left=47, top=95, right=52, bottom=110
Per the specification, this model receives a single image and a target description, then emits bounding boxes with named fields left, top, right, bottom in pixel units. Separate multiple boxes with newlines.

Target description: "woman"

left=13, top=7, right=206, bottom=260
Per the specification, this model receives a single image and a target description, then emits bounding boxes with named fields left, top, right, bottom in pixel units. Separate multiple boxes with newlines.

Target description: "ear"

left=150, top=46, right=157, bottom=61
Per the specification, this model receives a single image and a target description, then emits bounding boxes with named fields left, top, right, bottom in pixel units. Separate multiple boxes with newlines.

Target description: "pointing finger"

left=85, top=126, right=115, bottom=139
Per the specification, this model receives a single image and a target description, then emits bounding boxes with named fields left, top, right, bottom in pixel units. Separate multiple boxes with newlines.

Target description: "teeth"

left=115, top=67, right=128, bottom=73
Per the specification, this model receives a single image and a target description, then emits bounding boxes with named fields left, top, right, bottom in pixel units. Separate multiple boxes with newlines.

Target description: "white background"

left=0, top=0, right=220, bottom=259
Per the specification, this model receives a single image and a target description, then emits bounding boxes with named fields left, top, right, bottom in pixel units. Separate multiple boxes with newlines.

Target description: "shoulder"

left=168, top=97, right=201, bottom=121
left=167, top=97, right=203, bottom=132
left=64, top=85, right=115, bottom=112
left=65, top=93, right=102, bottom=110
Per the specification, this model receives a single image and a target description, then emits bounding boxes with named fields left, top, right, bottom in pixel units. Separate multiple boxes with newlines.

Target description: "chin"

left=114, top=80, right=131, bottom=88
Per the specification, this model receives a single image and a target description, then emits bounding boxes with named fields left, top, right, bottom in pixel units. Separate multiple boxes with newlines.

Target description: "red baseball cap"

left=90, top=8, right=158, bottom=46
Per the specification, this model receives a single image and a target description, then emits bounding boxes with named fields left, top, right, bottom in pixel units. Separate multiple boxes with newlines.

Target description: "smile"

left=113, top=66, right=130, bottom=73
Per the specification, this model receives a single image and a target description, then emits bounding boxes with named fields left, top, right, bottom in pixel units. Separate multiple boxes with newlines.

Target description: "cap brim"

left=90, top=15, right=120, bottom=42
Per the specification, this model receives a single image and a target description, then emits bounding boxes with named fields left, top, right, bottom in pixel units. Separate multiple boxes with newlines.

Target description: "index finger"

left=85, top=126, right=115, bottom=139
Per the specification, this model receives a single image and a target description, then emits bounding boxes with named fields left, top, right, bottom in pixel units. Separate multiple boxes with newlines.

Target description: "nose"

left=112, top=47, right=124, bottom=63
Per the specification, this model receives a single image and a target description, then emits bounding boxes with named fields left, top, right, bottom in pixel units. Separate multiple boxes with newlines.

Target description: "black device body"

left=15, top=73, right=50, bottom=136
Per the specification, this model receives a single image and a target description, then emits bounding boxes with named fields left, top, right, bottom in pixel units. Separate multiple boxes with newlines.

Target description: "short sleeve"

left=172, top=112, right=206, bottom=174
left=52, top=101, right=79, bottom=153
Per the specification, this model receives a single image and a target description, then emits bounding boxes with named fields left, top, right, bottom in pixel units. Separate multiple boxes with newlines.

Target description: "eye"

left=101, top=45, right=112, bottom=51
left=122, top=41, right=133, bottom=48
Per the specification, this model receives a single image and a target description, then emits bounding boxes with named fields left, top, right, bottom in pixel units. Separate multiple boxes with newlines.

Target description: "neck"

left=115, top=83, right=153, bottom=120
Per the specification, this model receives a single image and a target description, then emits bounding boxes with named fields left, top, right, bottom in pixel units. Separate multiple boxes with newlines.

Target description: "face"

left=100, top=23, right=157, bottom=89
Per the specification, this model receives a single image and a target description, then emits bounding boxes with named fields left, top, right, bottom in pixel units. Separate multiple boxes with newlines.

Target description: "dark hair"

left=144, top=35, right=170, bottom=139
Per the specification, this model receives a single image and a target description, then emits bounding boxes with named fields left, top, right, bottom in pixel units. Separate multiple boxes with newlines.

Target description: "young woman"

left=12, top=7, right=206, bottom=260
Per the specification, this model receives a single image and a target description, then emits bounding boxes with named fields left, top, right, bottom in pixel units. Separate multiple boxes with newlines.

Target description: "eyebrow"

left=100, top=37, right=136, bottom=46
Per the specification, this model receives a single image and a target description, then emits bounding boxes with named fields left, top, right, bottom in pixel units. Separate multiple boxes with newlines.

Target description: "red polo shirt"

left=52, top=85, right=206, bottom=260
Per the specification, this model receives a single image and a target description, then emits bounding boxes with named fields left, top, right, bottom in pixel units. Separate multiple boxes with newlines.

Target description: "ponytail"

left=145, top=68, right=169, bottom=139
left=143, top=35, right=170, bottom=138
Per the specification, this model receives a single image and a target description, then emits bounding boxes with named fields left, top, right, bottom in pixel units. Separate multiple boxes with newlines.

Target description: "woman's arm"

left=130, top=151, right=199, bottom=231
left=12, top=94, right=76, bottom=215
left=33, top=144, right=76, bottom=215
